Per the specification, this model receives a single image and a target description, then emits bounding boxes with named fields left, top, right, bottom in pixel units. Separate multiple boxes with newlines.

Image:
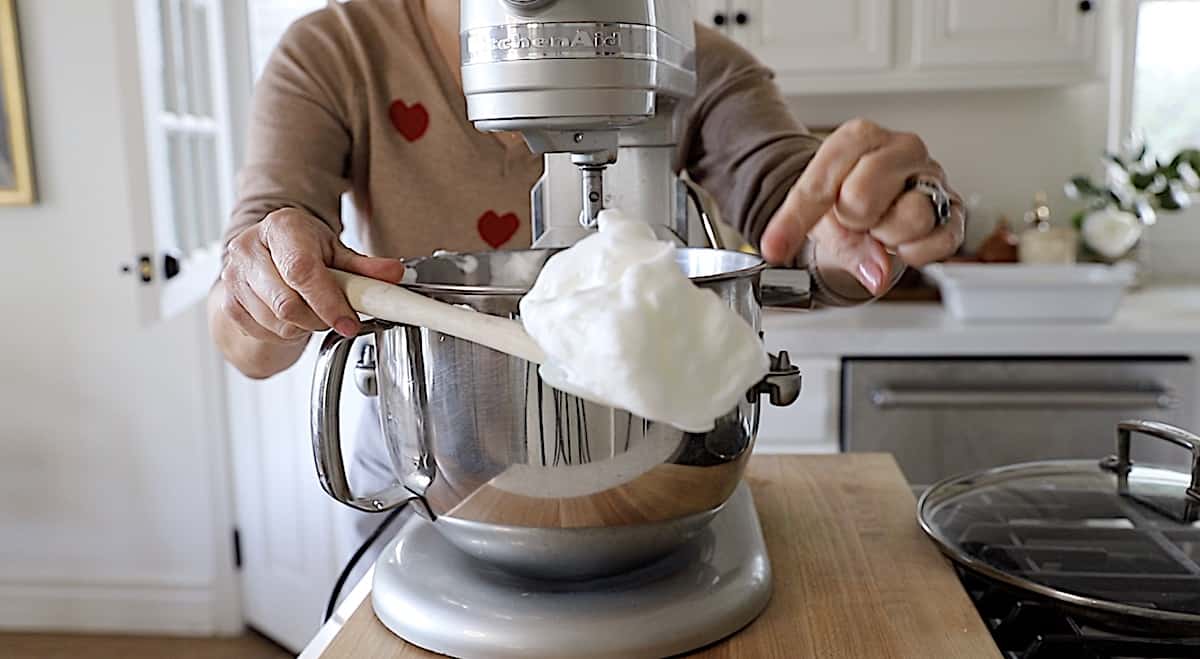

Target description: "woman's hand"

left=210, top=208, right=404, bottom=377
left=760, top=119, right=964, bottom=297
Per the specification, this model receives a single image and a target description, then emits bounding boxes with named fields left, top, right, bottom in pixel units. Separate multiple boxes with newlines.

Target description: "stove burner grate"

left=936, top=485, right=1200, bottom=658
left=959, top=566, right=1200, bottom=659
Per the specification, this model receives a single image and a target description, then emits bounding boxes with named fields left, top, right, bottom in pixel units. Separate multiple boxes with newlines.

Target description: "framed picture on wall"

left=0, top=0, right=34, bottom=205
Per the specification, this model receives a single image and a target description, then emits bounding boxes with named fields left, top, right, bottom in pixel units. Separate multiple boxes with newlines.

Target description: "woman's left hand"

left=760, top=118, right=965, bottom=296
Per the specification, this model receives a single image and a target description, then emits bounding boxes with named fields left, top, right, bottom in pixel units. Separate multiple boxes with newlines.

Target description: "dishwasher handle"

left=870, top=387, right=1180, bottom=410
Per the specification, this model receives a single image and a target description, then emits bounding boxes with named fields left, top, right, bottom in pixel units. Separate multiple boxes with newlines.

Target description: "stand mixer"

left=309, top=2, right=806, bottom=657
left=460, top=0, right=707, bottom=248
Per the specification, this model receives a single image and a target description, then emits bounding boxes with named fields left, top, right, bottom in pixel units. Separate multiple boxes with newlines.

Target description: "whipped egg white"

left=519, top=209, right=769, bottom=432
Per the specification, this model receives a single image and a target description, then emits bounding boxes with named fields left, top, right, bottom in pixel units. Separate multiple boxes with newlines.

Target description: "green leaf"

left=1131, top=171, right=1158, bottom=190
left=1067, top=175, right=1104, bottom=198
left=1157, top=189, right=1182, bottom=211
left=1171, top=148, right=1200, bottom=169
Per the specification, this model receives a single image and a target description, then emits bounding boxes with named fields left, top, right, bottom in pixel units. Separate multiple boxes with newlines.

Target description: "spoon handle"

left=332, top=269, right=546, bottom=365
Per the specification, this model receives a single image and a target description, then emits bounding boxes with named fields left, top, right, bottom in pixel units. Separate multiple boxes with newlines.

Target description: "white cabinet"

left=699, top=0, right=891, bottom=74
left=693, top=0, right=1102, bottom=94
left=754, top=356, right=841, bottom=454
left=691, top=0, right=728, bottom=30
left=913, top=0, right=1097, bottom=70
left=740, top=0, right=893, bottom=74
left=696, top=0, right=892, bottom=73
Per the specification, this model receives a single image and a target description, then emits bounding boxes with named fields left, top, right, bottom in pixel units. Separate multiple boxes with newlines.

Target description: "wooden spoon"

left=332, top=269, right=547, bottom=364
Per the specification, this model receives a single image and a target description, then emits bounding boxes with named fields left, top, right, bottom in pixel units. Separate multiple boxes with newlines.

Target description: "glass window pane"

left=157, top=0, right=179, bottom=113
left=1132, top=1, right=1200, bottom=161
left=193, top=133, right=221, bottom=245
left=189, top=1, right=213, bottom=118
left=167, top=131, right=198, bottom=254
left=176, top=0, right=196, bottom=115
left=246, top=0, right=328, bottom=80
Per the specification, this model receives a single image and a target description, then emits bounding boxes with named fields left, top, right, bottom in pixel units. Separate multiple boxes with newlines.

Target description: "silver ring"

left=909, top=176, right=952, bottom=228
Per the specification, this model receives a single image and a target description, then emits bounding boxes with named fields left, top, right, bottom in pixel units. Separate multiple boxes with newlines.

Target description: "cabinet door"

left=913, top=0, right=1096, bottom=69
left=731, top=0, right=893, bottom=73
left=691, top=0, right=732, bottom=33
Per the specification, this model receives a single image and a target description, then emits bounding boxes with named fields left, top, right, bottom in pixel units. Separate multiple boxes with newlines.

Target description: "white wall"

left=0, top=0, right=238, bottom=634
left=787, top=83, right=1200, bottom=280
left=788, top=84, right=1109, bottom=252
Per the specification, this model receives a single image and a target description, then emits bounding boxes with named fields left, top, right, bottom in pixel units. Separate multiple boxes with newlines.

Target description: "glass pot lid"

left=919, top=420, right=1200, bottom=630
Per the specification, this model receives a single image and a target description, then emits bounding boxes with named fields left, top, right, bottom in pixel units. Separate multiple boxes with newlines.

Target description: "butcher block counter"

left=301, top=454, right=1000, bottom=658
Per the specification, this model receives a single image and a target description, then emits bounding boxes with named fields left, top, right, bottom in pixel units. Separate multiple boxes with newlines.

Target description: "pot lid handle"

left=1100, top=419, right=1200, bottom=523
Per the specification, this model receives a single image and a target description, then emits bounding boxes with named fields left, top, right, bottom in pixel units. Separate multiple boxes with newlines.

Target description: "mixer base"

left=370, top=481, right=772, bottom=659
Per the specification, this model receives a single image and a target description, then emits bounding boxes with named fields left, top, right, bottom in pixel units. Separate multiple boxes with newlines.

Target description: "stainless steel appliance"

left=920, top=419, right=1200, bottom=657
left=308, top=2, right=806, bottom=656
left=313, top=249, right=797, bottom=579
left=460, top=0, right=700, bottom=247
left=842, top=358, right=1195, bottom=488
left=312, top=249, right=798, bottom=658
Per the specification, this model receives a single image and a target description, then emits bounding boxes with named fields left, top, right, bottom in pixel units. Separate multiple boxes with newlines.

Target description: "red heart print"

left=389, top=99, right=429, bottom=142
left=477, top=210, right=520, bottom=248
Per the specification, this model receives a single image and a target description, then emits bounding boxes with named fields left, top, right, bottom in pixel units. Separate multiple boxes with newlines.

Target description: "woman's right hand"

left=216, top=208, right=405, bottom=345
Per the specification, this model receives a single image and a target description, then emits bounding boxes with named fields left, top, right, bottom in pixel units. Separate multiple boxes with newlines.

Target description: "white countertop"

left=764, top=284, right=1200, bottom=357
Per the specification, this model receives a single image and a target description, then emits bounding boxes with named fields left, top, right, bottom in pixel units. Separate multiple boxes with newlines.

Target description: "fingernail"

left=334, top=317, right=358, bottom=337
left=857, top=261, right=883, bottom=295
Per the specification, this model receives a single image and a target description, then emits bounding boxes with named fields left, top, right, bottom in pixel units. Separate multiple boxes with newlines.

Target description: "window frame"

left=1107, top=0, right=1200, bottom=153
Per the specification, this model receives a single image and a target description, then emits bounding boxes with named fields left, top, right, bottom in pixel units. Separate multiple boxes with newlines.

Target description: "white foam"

left=519, top=209, right=769, bottom=432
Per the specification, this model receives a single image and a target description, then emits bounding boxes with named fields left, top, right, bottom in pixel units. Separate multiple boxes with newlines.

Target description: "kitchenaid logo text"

left=468, top=29, right=623, bottom=56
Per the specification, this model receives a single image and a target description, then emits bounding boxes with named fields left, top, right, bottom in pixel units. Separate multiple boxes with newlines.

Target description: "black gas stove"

left=959, top=569, right=1200, bottom=659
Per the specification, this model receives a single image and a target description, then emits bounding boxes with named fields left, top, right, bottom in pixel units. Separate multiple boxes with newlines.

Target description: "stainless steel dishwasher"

left=842, top=358, right=1196, bottom=489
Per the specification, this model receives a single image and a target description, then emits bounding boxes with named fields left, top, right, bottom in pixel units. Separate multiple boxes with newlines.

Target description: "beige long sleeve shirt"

left=226, top=0, right=822, bottom=261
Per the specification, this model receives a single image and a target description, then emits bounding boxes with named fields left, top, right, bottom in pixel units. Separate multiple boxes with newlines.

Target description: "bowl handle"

left=752, top=351, right=802, bottom=407
left=311, top=320, right=420, bottom=513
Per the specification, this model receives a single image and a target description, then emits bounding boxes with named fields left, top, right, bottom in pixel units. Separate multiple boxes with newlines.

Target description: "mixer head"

left=460, top=0, right=697, bottom=235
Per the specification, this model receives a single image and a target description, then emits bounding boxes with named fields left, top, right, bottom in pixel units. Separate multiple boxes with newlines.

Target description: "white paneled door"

left=126, top=0, right=237, bottom=323
left=221, top=0, right=368, bottom=652
left=728, top=0, right=893, bottom=74
left=913, top=0, right=1098, bottom=69
left=123, top=0, right=364, bottom=649
left=224, top=342, right=358, bottom=652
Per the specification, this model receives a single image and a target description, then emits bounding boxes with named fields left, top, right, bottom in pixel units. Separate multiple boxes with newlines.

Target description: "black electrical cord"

left=324, top=503, right=408, bottom=623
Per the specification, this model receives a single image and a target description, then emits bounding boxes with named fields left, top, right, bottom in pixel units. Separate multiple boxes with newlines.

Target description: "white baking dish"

left=923, top=263, right=1136, bottom=323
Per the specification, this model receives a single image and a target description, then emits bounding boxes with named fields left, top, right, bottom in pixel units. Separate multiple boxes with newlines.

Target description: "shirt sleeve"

left=678, top=25, right=822, bottom=250
left=223, top=8, right=356, bottom=251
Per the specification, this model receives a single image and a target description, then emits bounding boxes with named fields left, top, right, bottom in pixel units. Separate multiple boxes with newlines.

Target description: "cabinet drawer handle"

left=713, top=11, right=727, bottom=26
left=735, top=11, right=749, bottom=25
left=1078, top=0, right=1093, bottom=13
left=870, top=388, right=1179, bottom=410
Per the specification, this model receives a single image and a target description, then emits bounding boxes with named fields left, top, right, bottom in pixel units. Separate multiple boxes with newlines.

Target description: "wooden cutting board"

left=313, top=454, right=1000, bottom=658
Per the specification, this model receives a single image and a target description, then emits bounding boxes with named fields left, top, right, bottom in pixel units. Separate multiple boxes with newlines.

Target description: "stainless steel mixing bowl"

left=311, top=248, right=801, bottom=579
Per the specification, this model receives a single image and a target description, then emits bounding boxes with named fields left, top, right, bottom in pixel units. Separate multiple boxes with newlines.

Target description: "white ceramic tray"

left=923, top=263, right=1136, bottom=324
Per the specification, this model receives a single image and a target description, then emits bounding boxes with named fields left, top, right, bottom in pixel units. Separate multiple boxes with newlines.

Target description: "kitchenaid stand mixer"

left=460, top=0, right=705, bottom=249
left=309, top=2, right=805, bottom=657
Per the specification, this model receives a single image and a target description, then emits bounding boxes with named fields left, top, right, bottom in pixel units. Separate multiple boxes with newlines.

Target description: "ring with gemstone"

left=908, top=176, right=952, bottom=228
